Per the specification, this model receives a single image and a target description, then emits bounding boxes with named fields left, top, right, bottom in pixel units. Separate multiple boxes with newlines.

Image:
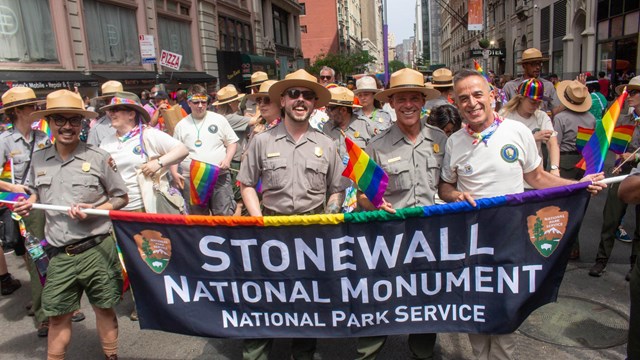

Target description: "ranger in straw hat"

left=356, top=68, right=446, bottom=360
left=353, top=75, right=393, bottom=133
left=14, top=89, right=129, bottom=360
left=243, top=71, right=270, bottom=116
left=237, top=69, right=346, bottom=360
left=87, top=80, right=124, bottom=146
left=503, top=48, right=561, bottom=114
left=424, top=67, right=455, bottom=110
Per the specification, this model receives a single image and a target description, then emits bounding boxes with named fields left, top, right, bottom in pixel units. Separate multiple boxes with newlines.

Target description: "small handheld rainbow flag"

left=189, top=159, right=220, bottom=206
left=0, top=159, right=13, bottom=183
left=473, top=59, right=491, bottom=82
left=580, top=88, right=629, bottom=174
left=342, top=137, right=388, bottom=208
left=0, top=191, right=28, bottom=210
left=610, top=124, right=635, bottom=155
left=32, top=119, right=53, bottom=142
left=575, top=127, right=594, bottom=153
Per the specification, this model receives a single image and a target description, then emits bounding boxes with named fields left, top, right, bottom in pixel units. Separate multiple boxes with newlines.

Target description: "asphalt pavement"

left=0, top=170, right=635, bottom=359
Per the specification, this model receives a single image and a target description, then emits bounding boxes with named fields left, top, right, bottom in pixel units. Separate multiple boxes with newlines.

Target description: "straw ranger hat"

left=0, top=87, right=44, bottom=114
left=247, top=80, right=278, bottom=100
left=30, top=90, right=98, bottom=120
left=517, top=48, right=549, bottom=65
left=100, top=92, right=151, bottom=123
left=212, top=85, right=245, bottom=106
left=431, top=68, right=454, bottom=88
left=556, top=80, right=592, bottom=113
left=517, top=78, right=545, bottom=101
left=616, top=75, right=640, bottom=96
left=92, top=80, right=124, bottom=100
left=375, top=68, right=440, bottom=102
left=247, top=71, right=269, bottom=88
left=328, top=87, right=362, bottom=108
left=268, top=69, right=331, bottom=108
left=353, top=76, right=381, bottom=95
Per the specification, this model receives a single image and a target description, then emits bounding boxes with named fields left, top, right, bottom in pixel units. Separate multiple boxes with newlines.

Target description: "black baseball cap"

left=151, top=90, right=169, bottom=99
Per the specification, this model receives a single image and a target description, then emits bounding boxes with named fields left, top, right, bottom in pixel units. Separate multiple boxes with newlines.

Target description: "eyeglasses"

left=189, top=101, right=208, bottom=106
left=107, top=106, right=130, bottom=113
left=325, top=106, right=337, bottom=112
left=319, top=75, right=332, bottom=80
left=629, top=90, right=640, bottom=96
left=285, top=89, right=316, bottom=101
left=48, top=115, right=83, bottom=127
left=255, top=97, right=271, bottom=105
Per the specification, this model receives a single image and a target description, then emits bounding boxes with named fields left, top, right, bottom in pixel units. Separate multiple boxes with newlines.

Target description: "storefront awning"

left=165, top=71, right=217, bottom=84
left=0, top=70, right=100, bottom=91
left=241, top=54, right=277, bottom=80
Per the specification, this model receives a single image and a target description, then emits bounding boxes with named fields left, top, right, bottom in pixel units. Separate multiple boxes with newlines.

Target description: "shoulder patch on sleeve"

left=107, top=156, right=118, bottom=172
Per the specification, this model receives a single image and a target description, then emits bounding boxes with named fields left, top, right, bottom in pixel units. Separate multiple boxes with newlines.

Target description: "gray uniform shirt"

left=424, top=96, right=450, bottom=111
left=365, top=122, right=447, bottom=208
left=0, top=129, right=50, bottom=185
left=353, top=108, right=393, bottom=134
left=503, top=76, right=560, bottom=113
left=28, top=143, right=128, bottom=247
left=553, top=110, right=596, bottom=152
left=238, top=122, right=346, bottom=214
left=225, top=113, right=251, bottom=162
left=87, top=114, right=116, bottom=147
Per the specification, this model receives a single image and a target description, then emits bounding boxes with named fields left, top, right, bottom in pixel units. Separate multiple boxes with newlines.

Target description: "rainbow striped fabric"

left=342, top=137, right=388, bottom=208
left=575, top=127, right=594, bottom=153
left=31, top=119, right=52, bottom=142
left=189, top=159, right=220, bottom=206
left=0, top=159, right=12, bottom=182
left=580, top=89, right=628, bottom=174
left=0, top=191, right=28, bottom=209
left=610, top=124, right=635, bottom=155
left=473, top=59, right=491, bottom=83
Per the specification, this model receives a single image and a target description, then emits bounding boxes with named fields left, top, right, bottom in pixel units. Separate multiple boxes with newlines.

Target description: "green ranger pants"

left=356, top=333, right=436, bottom=360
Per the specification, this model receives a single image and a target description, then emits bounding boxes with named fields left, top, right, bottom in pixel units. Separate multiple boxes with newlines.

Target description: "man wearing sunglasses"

left=318, top=66, right=336, bottom=87
left=14, top=89, right=128, bottom=360
left=238, top=69, right=346, bottom=360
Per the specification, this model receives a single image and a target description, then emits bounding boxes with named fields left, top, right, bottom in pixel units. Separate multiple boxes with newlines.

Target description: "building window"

left=157, top=16, right=194, bottom=69
left=300, top=2, right=306, bottom=15
left=0, top=0, right=58, bottom=63
left=553, top=0, right=567, bottom=39
left=301, top=25, right=307, bottom=33
left=84, top=0, right=141, bottom=66
left=273, top=5, right=289, bottom=46
left=540, top=6, right=550, bottom=42
left=218, top=15, right=253, bottom=52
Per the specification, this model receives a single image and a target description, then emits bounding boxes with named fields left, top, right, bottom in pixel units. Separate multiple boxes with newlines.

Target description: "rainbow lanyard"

left=118, top=125, right=141, bottom=144
left=465, top=112, right=504, bottom=145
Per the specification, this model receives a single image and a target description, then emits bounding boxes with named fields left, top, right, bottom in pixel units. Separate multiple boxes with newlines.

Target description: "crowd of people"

left=0, top=46, right=638, bottom=360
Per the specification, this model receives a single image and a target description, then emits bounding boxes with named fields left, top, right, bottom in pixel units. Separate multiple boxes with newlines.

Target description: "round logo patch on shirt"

left=208, top=124, right=218, bottom=134
left=133, top=145, right=142, bottom=155
left=462, top=163, right=473, bottom=175
left=500, top=144, right=519, bottom=163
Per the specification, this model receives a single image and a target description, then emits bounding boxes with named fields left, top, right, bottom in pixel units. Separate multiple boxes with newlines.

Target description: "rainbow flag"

left=32, top=119, right=53, bottom=142
left=580, top=89, right=629, bottom=174
left=575, top=127, right=594, bottom=153
left=610, top=124, right=635, bottom=155
left=342, top=137, right=388, bottom=208
left=0, top=159, right=13, bottom=183
left=0, top=191, right=28, bottom=210
left=189, top=160, right=220, bottom=206
left=473, top=59, right=491, bottom=82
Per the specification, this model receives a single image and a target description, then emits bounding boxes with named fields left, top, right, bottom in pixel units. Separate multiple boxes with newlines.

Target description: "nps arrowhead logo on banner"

left=527, top=206, right=568, bottom=257
left=134, top=230, right=172, bottom=274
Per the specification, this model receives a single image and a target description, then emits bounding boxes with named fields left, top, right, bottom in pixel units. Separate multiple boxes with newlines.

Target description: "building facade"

left=360, top=0, right=384, bottom=73
left=416, top=0, right=441, bottom=68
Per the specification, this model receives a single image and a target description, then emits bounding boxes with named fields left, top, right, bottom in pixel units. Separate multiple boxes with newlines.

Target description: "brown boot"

left=0, top=273, right=21, bottom=295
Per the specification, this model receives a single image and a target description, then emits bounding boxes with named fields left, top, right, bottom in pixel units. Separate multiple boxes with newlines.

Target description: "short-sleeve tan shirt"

left=28, top=143, right=128, bottom=247
left=365, top=123, right=447, bottom=208
left=0, top=129, right=50, bottom=185
left=238, top=122, right=346, bottom=215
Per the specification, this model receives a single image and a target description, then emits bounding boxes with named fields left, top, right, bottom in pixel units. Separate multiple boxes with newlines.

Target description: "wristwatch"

left=550, top=165, right=559, bottom=170
left=157, top=158, right=164, bottom=168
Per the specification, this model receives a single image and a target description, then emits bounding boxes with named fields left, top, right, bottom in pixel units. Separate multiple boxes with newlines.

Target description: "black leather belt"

left=47, top=233, right=109, bottom=258
left=560, top=151, right=580, bottom=155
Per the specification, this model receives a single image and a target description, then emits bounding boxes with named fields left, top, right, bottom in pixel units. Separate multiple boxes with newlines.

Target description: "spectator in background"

left=87, top=81, right=122, bottom=146
left=140, top=90, right=150, bottom=106
left=318, top=66, right=336, bottom=87
left=549, top=74, right=560, bottom=88
left=176, top=90, right=191, bottom=115
left=586, top=75, right=607, bottom=122
left=599, top=71, right=611, bottom=99
left=353, top=76, right=393, bottom=134
left=149, top=90, right=188, bottom=132
left=426, top=104, right=462, bottom=137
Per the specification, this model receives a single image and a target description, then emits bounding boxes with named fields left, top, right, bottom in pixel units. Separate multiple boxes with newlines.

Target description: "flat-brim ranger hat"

left=616, top=75, right=640, bottom=96
left=30, top=90, right=98, bottom=120
left=556, top=80, right=592, bottom=113
left=431, top=68, right=454, bottom=88
left=0, top=87, right=44, bottom=114
left=375, top=68, right=440, bottom=102
left=353, top=76, right=381, bottom=94
left=247, top=80, right=278, bottom=100
left=247, top=71, right=269, bottom=88
left=212, top=85, right=245, bottom=106
left=268, top=69, right=331, bottom=108
left=328, top=86, right=362, bottom=108
left=92, top=80, right=124, bottom=100
left=100, top=92, right=151, bottom=123
left=517, top=48, right=549, bottom=64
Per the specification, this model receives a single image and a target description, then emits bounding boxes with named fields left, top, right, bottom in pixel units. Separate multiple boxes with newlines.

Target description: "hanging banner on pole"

left=468, top=0, right=483, bottom=31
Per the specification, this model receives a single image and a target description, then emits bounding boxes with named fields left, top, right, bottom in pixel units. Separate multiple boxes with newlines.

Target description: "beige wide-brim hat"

left=268, top=69, right=331, bottom=108
left=353, top=76, right=381, bottom=94
left=517, top=48, right=549, bottom=64
left=247, top=71, right=269, bottom=88
left=247, top=80, right=278, bottom=100
left=100, top=92, right=151, bottom=123
left=375, top=68, right=440, bottom=102
left=92, top=80, right=124, bottom=100
left=0, top=87, right=44, bottom=114
left=212, top=85, right=246, bottom=106
left=30, top=90, right=98, bottom=120
left=556, top=80, right=592, bottom=113
left=615, top=75, right=640, bottom=96
left=328, top=86, right=362, bottom=108
left=431, top=68, right=453, bottom=88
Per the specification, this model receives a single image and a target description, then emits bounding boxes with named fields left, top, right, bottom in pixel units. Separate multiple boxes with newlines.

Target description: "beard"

left=284, top=100, right=312, bottom=123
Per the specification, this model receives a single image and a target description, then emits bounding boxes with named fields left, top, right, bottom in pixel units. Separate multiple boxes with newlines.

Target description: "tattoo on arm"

left=326, top=192, right=345, bottom=214
left=108, top=195, right=128, bottom=210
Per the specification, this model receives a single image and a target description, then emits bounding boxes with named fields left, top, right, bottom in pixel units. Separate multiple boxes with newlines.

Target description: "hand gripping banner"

left=111, top=183, right=591, bottom=338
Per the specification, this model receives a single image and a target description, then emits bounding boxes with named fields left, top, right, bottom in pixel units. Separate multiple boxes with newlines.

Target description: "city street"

left=0, top=156, right=635, bottom=359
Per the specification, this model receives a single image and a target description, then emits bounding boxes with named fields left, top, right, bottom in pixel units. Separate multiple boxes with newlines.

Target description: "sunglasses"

left=629, top=90, right=640, bottom=96
left=255, top=97, right=271, bottom=105
left=319, top=75, right=332, bottom=80
left=107, top=106, right=131, bottom=113
left=285, top=89, right=316, bottom=101
left=189, top=101, right=208, bottom=106
left=48, top=115, right=83, bottom=127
